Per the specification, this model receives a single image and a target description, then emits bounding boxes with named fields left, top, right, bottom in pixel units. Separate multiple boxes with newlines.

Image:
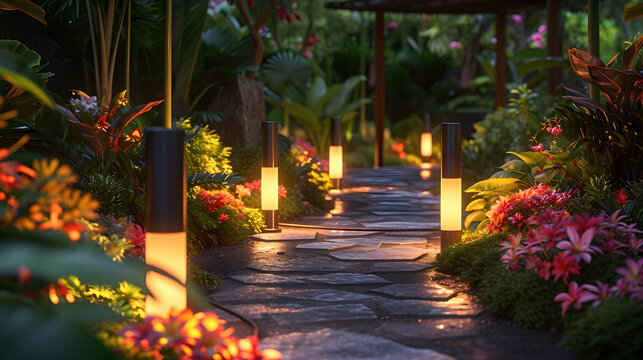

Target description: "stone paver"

left=331, top=247, right=426, bottom=261
left=371, top=284, right=456, bottom=300
left=270, top=304, right=377, bottom=325
left=380, top=299, right=483, bottom=317
left=283, top=289, right=378, bottom=302
left=260, top=328, right=455, bottom=360
left=296, top=242, right=357, bottom=250
left=357, top=262, right=430, bottom=273
left=250, top=231, right=317, bottom=241
left=376, top=318, right=479, bottom=340
left=303, top=273, right=391, bottom=285
left=362, top=221, right=439, bottom=229
left=229, top=273, right=306, bottom=285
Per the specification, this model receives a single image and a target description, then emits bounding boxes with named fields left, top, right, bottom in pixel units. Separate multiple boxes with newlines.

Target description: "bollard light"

left=262, top=121, right=281, bottom=232
left=329, top=117, right=343, bottom=190
left=440, top=123, right=462, bottom=250
left=145, top=127, right=187, bottom=316
left=420, top=113, right=433, bottom=161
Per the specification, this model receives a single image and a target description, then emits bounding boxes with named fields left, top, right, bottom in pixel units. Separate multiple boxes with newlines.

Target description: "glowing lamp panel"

left=440, top=178, right=461, bottom=231
left=261, top=167, right=279, bottom=210
left=329, top=146, right=343, bottom=179
left=421, top=132, right=433, bottom=157
left=145, top=232, right=187, bottom=316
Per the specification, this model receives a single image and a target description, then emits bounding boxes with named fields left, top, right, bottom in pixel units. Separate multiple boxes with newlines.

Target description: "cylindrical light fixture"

left=329, top=116, right=343, bottom=190
left=420, top=113, right=432, bottom=162
left=145, top=127, right=187, bottom=316
left=440, top=122, right=462, bottom=250
left=262, top=121, right=280, bottom=233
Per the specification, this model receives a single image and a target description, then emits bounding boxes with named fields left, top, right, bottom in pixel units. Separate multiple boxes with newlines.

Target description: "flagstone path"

left=194, top=166, right=573, bottom=360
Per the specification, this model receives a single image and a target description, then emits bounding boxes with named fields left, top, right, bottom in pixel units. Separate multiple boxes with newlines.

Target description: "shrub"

left=78, top=174, right=143, bottom=219
left=187, top=188, right=264, bottom=252
left=562, top=297, right=643, bottom=360
left=435, top=231, right=504, bottom=281
left=180, top=119, right=232, bottom=175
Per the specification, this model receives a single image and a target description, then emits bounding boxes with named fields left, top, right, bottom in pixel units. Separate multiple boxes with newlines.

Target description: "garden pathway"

left=195, top=166, right=573, bottom=360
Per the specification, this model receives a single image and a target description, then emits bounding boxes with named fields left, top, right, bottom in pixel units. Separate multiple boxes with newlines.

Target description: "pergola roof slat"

left=325, top=0, right=546, bottom=14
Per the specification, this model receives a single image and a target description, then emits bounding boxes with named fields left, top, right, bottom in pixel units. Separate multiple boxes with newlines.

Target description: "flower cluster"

left=498, top=209, right=642, bottom=315
left=200, top=190, right=247, bottom=215
left=392, top=142, right=406, bottom=159
left=120, top=308, right=282, bottom=360
left=530, top=24, right=547, bottom=49
left=1, top=149, right=98, bottom=241
left=486, top=184, right=573, bottom=233
left=125, top=224, right=146, bottom=257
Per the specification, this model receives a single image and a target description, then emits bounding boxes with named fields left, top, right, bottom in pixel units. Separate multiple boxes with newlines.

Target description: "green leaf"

left=507, top=151, right=549, bottom=168
left=465, top=177, right=520, bottom=193
left=475, top=182, right=521, bottom=198
left=517, top=56, right=568, bottom=77
left=0, top=49, right=53, bottom=108
left=188, top=172, right=243, bottom=188
left=465, top=198, right=487, bottom=211
left=0, top=0, right=46, bottom=24
left=465, top=210, right=487, bottom=229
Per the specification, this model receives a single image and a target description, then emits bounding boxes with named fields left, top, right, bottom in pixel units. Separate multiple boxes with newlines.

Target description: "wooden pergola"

left=325, top=0, right=563, bottom=168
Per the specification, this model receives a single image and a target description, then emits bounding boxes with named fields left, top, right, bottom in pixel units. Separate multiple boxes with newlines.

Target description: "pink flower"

left=538, top=24, right=547, bottom=33
left=615, top=258, right=643, bottom=283
left=450, top=41, right=461, bottom=49
left=530, top=143, right=544, bottom=152
left=302, top=49, right=312, bottom=58
left=554, top=282, right=593, bottom=316
left=499, top=233, right=523, bottom=252
left=556, top=227, right=597, bottom=263
left=584, top=280, right=611, bottom=307
left=551, top=252, right=581, bottom=284
left=511, top=14, right=522, bottom=25
left=218, top=213, right=229, bottom=223
left=386, top=21, right=398, bottom=31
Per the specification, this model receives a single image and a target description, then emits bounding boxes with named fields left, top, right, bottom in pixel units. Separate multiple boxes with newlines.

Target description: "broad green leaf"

left=475, top=182, right=521, bottom=198
left=283, top=101, right=322, bottom=132
left=465, top=198, right=487, bottom=211
left=465, top=210, right=487, bottom=229
left=507, top=151, right=549, bottom=168
left=0, top=0, right=46, bottom=24
left=477, top=219, right=490, bottom=232
left=465, top=177, right=519, bottom=193
left=0, top=49, right=53, bottom=108
left=492, top=170, right=526, bottom=179
left=500, top=159, right=531, bottom=173
left=305, top=76, right=327, bottom=110
left=517, top=57, right=568, bottom=77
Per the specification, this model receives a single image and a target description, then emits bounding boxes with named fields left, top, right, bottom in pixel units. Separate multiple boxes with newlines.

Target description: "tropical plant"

left=562, top=35, right=643, bottom=182
left=283, top=75, right=367, bottom=156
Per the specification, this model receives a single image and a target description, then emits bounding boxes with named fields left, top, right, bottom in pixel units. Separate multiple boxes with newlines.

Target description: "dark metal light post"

left=440, top=123, right=462, bottom=250
left=262, top=121, right=280, bottom=233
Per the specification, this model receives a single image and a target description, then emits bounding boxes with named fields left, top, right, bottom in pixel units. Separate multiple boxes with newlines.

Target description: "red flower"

left=306, top=36, right=319, bottom=47
left=18, top=265, right=32, bottom=285
left=294, top=12, right=301, bottom=21
left=554, top=282, right=593, bottom=316
left=277, top=7, right=286, bottom=20
left=125, top=224, right=146, bottom=257
left=96, top=115, right=109, bottom=131
left=278, top=185, right=287, bottom=199
left=612, top=188, right=628, bottom=207
left=551, top=252, right=581, bottom=284
left=218, top=213, right=229, bottom=223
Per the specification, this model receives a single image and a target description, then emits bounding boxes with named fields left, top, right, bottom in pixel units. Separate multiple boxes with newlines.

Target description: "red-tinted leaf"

left=108, top=100, right=163, bottom=139
left=65, top=119, right=105, bottom=155
left=562, top=95, right=602, bottom=111
left=623, top=35, right=643, bottom=69
left=586, top=65, right=633, bottom=103
left=54, top=104, right=79, bottom=123
left=568, top=48, right=605, bottom=82
left=606, top=52, right=620, bottom=67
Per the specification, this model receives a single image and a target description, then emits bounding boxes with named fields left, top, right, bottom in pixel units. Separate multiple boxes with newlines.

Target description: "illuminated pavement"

left=196, top=166, right=573, bottom=360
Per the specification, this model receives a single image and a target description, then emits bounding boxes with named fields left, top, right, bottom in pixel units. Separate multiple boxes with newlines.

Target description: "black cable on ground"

left=279, top=222, right=440, bottom=232
left=208, top=300, right=260, bottom=338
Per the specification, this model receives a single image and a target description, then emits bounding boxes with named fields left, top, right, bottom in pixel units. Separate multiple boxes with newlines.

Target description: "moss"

left=434, top=231, right=505, bottom=281
left=563, top=297, right=643, bottom=360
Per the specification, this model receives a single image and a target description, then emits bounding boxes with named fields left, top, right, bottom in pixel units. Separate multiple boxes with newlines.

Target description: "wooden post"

left=374, top=11, right=385, bottom=168
left=546, top=0, right=562, bottom=100
left=164, top=0, right=172, bottom=129
left=495, top=12, right=506, bottom=109
left=588, top=0, right=600, bottom=102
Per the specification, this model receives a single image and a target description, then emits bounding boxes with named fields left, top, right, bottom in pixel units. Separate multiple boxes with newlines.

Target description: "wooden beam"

left=588, top=0, right=600, bottom=102
left=374, top=11, right=385, bottom=168
left=546, top=0, right=561, bottom=99
left=495, top=12, right=506, bottom=108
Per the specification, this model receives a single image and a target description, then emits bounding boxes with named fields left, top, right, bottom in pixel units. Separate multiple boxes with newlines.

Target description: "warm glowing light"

left=421, top=132, right=432, bottom=157
left=261, top=167, right=278, bottom=210
left=421, top=162, right=432, bottom=169
left=440, top=178, right=461, bottom=231
left=437, top=324, right=445, bottom=329
left=329, top=145, right=343, bottom=179
left=145, top=232, right=187, bottom=316
left=420, top=169, right=431, bottom=179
